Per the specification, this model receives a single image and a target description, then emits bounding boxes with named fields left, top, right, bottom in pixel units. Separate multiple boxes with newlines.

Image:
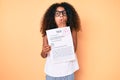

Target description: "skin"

left=54, top=7, right=67, bottom=28
left=41, top=6, right=77, bottom=58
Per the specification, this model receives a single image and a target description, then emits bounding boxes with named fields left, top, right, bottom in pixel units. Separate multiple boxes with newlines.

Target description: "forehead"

left=56, top=6, right=65, bottom=11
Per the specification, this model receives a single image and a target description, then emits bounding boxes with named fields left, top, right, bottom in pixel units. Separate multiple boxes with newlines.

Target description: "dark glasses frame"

left=55, top=10, right=67, bottom=17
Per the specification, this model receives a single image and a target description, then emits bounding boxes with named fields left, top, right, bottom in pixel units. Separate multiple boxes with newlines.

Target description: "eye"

left=55, top=12, right=60, bottom=17
left=62, top=11, right=67, bottom=16
left=55, top=10, right=67, bottom=17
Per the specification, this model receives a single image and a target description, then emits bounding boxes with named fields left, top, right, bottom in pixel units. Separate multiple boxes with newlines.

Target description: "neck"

left=57, top=24, right=66, bottom=28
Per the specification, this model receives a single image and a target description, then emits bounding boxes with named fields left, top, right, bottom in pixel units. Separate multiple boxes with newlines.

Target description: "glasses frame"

left=55, top=10, right=67, bottom=17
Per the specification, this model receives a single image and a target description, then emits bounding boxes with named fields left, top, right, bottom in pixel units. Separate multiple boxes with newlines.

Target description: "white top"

left=44, top=53, right=79, bottom=77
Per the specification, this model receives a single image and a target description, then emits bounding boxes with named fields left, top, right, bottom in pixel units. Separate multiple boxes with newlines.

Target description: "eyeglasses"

left=55, top=10, right=67, bottom=17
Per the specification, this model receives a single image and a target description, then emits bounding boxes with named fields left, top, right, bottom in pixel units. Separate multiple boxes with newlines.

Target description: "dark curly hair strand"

left=40, top=2, right=81, bottom=37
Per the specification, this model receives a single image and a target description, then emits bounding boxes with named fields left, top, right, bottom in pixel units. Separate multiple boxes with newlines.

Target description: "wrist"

left=41, top=50, right=47, bottom=58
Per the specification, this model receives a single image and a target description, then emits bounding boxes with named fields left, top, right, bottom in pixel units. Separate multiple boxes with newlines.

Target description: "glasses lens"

left=55, top=11, right=60, bottom=17
left=55, top=10, right=67, bottom=17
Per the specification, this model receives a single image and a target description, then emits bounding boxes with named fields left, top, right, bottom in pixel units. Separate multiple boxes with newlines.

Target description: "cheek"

left=64, top=17, right=67, bottom=22
left=54, top=17, right=58, bottom=23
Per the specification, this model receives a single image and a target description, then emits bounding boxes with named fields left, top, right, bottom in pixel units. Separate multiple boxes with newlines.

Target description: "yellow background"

left=0, top=0, right=120, bottom=80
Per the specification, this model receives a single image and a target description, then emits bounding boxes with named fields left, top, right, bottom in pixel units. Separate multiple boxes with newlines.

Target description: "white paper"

left=46, top=27, right=75, bottom=63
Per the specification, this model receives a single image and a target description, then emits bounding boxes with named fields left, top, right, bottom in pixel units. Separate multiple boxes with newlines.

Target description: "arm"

left=41, top=35, right=51, bottom=58
left=71, top=29, right=77, bottom=52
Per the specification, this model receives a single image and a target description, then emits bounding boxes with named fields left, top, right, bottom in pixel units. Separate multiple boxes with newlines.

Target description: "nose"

left=59, top=13, right=64, bottom=17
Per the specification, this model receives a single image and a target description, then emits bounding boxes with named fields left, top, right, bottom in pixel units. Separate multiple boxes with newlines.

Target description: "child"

left=40, top=2, right=81, bottom=80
